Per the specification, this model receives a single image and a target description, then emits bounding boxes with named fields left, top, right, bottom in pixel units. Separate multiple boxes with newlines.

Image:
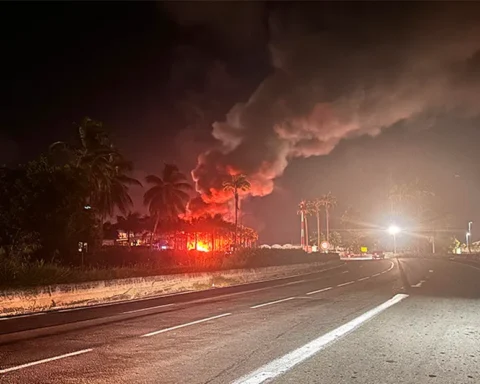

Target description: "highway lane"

left=0, top=259, right=394, bottom=382
left=276, top=258, right=480, bottom=384
left=1, top=258, right=478, bottom=383
left=0, top=260, right=350, bottom=337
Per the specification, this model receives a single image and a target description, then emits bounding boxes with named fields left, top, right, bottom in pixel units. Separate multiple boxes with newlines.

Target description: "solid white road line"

left=58, top=302, right=173, bottom=314
left=306, top=287, right=333, bottom=295
left=57, top=307, right=89, bottom=313
left=250, top=297, right=295, bottom=309
left=372, top=273, right=381, bottom=277
left=57, top=301, right=137, bottom=313
left=0, top=349, right=93, bottom=374
left=122, top=304, right=173, bottom=314
left=286, top=280, right=307, bottom=285
left=357, top=276, right=370, bottom=281
left=141, top=313, right=231, bottom=337
left=411, top=280, right=426, bottom=288
left=337, top=281, right=355, bottom=287
left=388, top=261, right=395, bottom=271
left=232, top=294, right=409, bottom=384
left=0, top=313, right=45, bottom=321
left=451, top=260, right=480, bottom=271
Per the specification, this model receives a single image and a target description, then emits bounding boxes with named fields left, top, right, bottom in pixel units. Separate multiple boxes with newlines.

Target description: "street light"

left=388, top=225, right=401, bottom=255
left=467, top=221, right=473, bottom=253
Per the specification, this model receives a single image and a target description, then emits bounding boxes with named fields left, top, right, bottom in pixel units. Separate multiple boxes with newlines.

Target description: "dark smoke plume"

left=191, top=3, right=480, bottom=214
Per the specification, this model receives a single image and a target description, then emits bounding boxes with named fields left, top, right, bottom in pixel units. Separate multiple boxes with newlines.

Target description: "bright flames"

left=187, top=240, right=211, bottom=252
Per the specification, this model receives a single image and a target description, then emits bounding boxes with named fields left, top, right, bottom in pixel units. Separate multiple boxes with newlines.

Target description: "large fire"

left=187, top=240, right=211, bottom=252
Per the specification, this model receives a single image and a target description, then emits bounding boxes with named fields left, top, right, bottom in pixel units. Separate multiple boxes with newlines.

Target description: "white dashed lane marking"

left=357, top=276, right=370, bottom=281
left=0, top=349, right=93, bottom=374
left=141, top=313, right=232, bottom=338
left=411, top=280, right=426, bottom=288
left=250, top=297, right=295, bottom=309
left=122, top=304, right=173, bottom=314
left=337, top=281, right=355, bottom=287
left=306, top=287, right=333, bottom=295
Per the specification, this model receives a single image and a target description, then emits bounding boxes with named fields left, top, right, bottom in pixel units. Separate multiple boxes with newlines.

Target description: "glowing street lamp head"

left=388, top=225, right=400, bottom=235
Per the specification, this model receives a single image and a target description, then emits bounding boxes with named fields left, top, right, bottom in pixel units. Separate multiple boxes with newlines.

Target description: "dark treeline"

left=0, top=117, right=257, bottom=268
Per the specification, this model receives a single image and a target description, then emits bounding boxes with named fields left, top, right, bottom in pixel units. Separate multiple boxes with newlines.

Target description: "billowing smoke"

left=191, top=3, right=480, bottom=214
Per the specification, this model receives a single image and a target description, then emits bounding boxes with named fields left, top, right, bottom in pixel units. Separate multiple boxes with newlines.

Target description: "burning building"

left=155, top=216, right=258, bottom=253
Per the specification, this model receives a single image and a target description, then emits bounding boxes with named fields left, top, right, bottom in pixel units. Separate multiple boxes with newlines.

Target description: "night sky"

left=2, top=2, right=480, bottom=244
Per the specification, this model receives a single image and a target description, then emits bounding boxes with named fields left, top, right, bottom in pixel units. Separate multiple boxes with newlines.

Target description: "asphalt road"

left=1, top=257, right=479, bottom=383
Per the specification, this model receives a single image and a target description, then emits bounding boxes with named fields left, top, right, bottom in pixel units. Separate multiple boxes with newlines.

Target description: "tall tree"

left=143, top=164, right=193, bottom=248
left=312, top=198, right=323, bottom=247
left=222, top=174, right=251, bottom=249
left=297, top=200, right=312, bottom=249
left=320, top=192, right=337, bottom=243
left=0, top=156, right=98, bottom=262
left=50, top=117, right=141, bottom=220
left=93, top=157, right=142, bottom=219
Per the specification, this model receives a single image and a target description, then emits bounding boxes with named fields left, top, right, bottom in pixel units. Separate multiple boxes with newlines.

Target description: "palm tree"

left=311, top=198, right=323, bottom=247
left=93, top=157, right=142, bottom=219
left=50, top=117, right=112, bottom=166
left=222, top=174, right=251, bottom=249
left=320, top=192, right=337, bottom=242
left=298, top=200, right=312, bottom=249
left=50, top=117, right=141, bottom=219
left=143, top=164, right=193, bottom=248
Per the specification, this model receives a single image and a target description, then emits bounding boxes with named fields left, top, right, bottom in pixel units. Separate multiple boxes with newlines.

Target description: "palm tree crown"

left=144, top=164, right=193, bottom=220
left=320, top=192, right=337, bottom=210
left=298, top=200, right=313, bottom=248
left=319, top=192, right=337, bottom=243
left=50, top=117, right=141, bottom=219
left=222, top=174, right=251, bottom=197
left=223, top=174, right=251, bottom=248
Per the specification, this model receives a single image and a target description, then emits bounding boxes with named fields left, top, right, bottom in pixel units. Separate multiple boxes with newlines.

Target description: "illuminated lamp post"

left=388, top=225, right=401, bottom=255
left=467, top=221, right=473, bottom=253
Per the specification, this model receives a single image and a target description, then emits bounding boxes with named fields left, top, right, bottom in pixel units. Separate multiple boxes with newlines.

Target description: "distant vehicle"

left=371, top=250, right=385, bottom=260
left=343, top=253, right=364, bottom=259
